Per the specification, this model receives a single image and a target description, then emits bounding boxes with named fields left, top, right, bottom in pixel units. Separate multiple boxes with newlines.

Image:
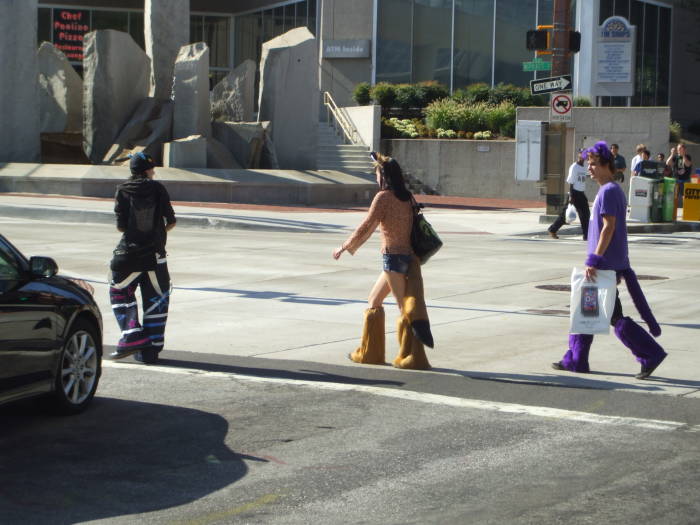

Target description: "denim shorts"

left=382, top=253, right=412, bottom=274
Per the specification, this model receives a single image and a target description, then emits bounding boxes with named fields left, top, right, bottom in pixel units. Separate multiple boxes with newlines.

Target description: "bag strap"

left=409, top=194, right=423, bottom=214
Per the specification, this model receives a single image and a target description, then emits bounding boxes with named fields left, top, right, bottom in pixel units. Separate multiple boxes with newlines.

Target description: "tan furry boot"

left=349, top=307, right=386, bottom=364
left=394, top=313, right=431, bottom=370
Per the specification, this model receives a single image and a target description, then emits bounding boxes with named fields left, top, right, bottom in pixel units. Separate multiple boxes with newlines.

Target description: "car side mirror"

left=29, top=256, right=58, bottom=278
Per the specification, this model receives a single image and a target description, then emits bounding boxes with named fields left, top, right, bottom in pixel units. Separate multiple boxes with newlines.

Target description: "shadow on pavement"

left=431, top=368, right=686, bottom=392
left=0, top=398, right=247, bottom=524
left=151, top=355, right=406, bottom=388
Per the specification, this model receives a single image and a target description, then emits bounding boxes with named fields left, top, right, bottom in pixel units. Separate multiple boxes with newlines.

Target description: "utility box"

left=628, top=176, right=654, bottom=222
left=515, top=120, right=545, bottom=181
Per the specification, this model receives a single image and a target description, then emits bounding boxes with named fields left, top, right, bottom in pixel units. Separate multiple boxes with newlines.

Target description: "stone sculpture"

left=258, top=27, right=318, bottom=170
left=38, top=42, right=83, bottom=133
left=210, top=59, right=256, bottom=123
left=145, top=0, right=189, bottom=101
left=0, top=0, right=40, bottom=162
left=172, top=42, right=211, bottom=140
left=103, top=98, right=173, bottom=165
left=211, top=121, right=267, bottom=168
left=83, top=30, right=151, bottom=164
left=163, top=135, right=207, bottom=168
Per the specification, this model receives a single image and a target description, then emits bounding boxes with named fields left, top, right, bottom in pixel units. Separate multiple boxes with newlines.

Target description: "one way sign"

left=530, top=75, right=572, bottom=96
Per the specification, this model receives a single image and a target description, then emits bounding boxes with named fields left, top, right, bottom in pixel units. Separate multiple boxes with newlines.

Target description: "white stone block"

left=163, top=135, right=207, bottom=168
left=173, top=42, right=211, bottom=140
left=211, top=59, right=256, bottom=123
left=145, top=0, right=189, bottom=101
left=38, top=42, right=83, bottom=133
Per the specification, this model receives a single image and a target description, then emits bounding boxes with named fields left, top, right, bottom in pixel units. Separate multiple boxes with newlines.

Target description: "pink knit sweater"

left=342, top=190, right=414, bottom=255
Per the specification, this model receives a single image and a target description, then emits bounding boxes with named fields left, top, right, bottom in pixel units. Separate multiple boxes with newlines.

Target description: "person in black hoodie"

left=109, top=152, right=176, bottom=363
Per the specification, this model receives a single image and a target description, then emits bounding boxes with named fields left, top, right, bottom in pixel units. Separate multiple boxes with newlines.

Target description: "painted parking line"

left=103, top=360, right=699, bottom=433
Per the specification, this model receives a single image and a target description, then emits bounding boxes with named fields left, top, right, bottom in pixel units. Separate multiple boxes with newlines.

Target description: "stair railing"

left=323, top=91, right=362, bottom=146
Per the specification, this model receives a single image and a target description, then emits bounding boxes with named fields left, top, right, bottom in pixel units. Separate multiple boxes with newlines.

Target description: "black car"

left=0, top=234, right=102, bottom=413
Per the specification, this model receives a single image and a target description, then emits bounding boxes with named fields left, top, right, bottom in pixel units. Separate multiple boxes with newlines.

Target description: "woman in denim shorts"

left=333, top=153, right=427, bottom=367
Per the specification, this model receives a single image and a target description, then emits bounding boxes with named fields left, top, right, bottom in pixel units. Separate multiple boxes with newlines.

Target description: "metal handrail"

left=323, top=91, right=361, bottom=145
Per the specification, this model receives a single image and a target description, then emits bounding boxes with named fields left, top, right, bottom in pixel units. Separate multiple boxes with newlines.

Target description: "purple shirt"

left=587, top=182, right=630, bottom=270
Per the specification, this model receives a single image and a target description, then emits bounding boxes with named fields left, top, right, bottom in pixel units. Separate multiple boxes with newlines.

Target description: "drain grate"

left=632, top=239, right=683, bottom=246
left=636, top=275, right=669, bottom=280
left=525, top=309, right=569, bottom=315
left=536, top=284, right=571, bottom=292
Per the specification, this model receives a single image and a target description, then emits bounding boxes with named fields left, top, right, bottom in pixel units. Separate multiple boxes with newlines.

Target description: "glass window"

left=537, top=0, right=553, bottom=25
left=129, top=11, right=144, bottom=49
left=204, top=16, right=230, bottom=68
left=494, top=0, right=537, bottom=86
left=377, top=0, right=412, bottom=84
left=284, top=3, right=296, bottom=32
left=656, top=6, right=671, bottom=106
left=599, top=0, right=614, bottom=22
left=273, top=7, right=284, bottom=37
left=640, top=3, right=658, bottom=105
left=0, top=245, right=21, bottom=293
left=235, top=13, right=261, bottom=66
left=454, top=0, right=494, bottom=89
left=411, top=0, right=452, bottom=86
left=298, top=0, right=308, bottom=27
left=262, top=9, right=275, bottom=42
left=38, top=8, right=51, bottom=45
left=92, top=10, right=128, bottom=33
left=191, top=15, right=203, bottom=43
left=307, top=0, right=317, bottom=35
left=630, top=0, right=643, bottom=105
left=614, top=0, right=630, bottom=19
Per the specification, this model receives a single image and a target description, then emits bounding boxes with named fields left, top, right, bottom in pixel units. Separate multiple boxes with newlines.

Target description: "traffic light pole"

left=544, top=0, right=572, bottom=218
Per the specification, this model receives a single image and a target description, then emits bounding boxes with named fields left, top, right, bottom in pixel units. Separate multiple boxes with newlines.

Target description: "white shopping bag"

left=569, top=267, right=617, bottom=334
left=565, top=203, right=577, bottom=224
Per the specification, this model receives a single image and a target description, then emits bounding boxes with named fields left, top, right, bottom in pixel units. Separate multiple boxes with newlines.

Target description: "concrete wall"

left=518, top=106, right=670, bottom=201
left=381, top=139, right=543, bottom=201
left=343, top=104, right=380, bottom=151
left=319, top=0, right=373, bottom=108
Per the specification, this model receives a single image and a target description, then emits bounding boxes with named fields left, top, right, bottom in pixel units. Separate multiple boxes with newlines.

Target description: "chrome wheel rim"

left=61, top=330, right=98, bottom=405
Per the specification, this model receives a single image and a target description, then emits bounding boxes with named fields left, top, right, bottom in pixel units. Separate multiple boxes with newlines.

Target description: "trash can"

left=662, top=177, right=676, bottom=222
left=649, top=180, right=663, bottom=222
left=628, top=176, right=654, bottom=222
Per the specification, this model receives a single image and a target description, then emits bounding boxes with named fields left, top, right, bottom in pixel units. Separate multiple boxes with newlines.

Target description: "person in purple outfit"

left=552, top=141, right=667, bottom=380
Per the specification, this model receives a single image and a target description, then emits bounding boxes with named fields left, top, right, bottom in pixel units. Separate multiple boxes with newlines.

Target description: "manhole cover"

left=525, top=309, right=569, bottom=315
left=535, top=284, right=571, bottom=292
left=636, top=275, right=669, bottom=280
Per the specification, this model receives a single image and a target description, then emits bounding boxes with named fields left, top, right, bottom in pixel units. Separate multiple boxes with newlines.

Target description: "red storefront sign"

left=53, top=9, right=90, bottom=62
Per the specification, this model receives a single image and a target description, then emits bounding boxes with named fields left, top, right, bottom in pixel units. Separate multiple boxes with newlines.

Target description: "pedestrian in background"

left=552, top=141, right=667, bottom=379
left=333, top=152, right=432, bottom=370
left=630, top=143, right=646, bottom=174
left=610, top=143, right=626, bottom=183
left=632, top=149, right=651, bottom=177
left=656, top=153, right=672, bottom=178
left=548, top=148, right=590, bottom=240
left=109, top=152, right=176, bottom=363
left=667, top=143, right=693, bottom=207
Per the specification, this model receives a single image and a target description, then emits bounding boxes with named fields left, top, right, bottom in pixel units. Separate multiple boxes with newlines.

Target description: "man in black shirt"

left=109, top=152, right=176, bottom=363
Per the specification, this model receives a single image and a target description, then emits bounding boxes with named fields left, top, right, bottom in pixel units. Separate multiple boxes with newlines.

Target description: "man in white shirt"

left=548, top=149, right=590, bottom=240
left=629, top=143, right=646, bottom=175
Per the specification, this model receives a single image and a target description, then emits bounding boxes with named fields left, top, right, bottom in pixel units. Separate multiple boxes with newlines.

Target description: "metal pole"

left=544, top=0, right=572, bottom=218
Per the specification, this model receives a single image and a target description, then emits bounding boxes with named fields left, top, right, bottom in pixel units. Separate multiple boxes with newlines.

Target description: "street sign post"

left=549, top=92, right=573, bottom=123
left=530, top=75, right=572, bottom=95
left=522, top=58, right=552, bottom=72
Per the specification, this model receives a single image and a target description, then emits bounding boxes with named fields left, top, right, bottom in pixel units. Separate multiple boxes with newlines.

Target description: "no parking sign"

left=550, top=92, right=573, bottom=123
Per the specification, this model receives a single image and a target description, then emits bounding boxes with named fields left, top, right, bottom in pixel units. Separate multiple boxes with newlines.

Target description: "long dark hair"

left=377, top=156, right=411, bottom=202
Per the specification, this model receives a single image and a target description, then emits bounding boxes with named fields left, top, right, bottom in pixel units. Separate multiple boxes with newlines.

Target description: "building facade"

left=35, top=0, right=700, bottom=128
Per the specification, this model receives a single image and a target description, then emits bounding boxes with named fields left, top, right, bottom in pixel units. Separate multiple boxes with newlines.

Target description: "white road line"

left=103, top=360, right=698, bottom=433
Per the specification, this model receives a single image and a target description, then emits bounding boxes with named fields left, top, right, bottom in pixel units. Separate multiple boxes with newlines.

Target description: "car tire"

left=50, top=318, right=102, bottom=415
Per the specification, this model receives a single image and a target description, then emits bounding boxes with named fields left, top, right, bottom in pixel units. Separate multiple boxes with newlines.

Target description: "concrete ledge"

left=0, top=163, right=376, bottom=206
left=0, top=203, right=330, bottom=233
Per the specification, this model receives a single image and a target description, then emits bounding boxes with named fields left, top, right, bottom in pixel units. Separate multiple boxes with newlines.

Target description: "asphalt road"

left=1, top=215, right=699, bottom=524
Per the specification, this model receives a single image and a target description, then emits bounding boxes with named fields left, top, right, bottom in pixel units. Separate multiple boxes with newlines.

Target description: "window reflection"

left=454, top=0, right=494, bottom=88
left=494, top=0, right=537, bottom=86
left=412, top=0, right=452, bottom=85
left=377, top=0, right=412, bottom=84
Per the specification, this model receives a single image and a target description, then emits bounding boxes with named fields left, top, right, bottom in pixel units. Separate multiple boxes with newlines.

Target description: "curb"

left=0, top=204, right=343, bottom=234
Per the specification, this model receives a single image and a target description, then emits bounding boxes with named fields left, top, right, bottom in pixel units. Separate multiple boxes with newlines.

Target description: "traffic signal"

left=526, top=30, right=549, bottom=51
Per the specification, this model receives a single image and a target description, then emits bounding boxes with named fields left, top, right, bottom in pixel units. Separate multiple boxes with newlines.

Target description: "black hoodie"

left=113, top=178, right=176, bottom=270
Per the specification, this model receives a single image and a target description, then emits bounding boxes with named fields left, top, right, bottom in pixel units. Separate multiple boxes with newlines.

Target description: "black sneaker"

left=551, top=361, right=566, bottom=371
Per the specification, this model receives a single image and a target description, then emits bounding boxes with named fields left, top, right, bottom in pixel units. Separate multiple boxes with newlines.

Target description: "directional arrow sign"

left=530, top=75, right=572, bottom=96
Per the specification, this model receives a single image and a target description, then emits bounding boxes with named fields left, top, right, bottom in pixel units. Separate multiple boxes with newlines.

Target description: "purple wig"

left=584, top=141, right=615, bottom=170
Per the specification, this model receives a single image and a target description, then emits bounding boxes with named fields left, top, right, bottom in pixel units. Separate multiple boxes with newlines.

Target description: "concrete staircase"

left=317, top=123, right=374, bottom=176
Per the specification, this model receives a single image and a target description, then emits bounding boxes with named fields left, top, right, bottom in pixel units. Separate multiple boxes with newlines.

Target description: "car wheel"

left=51, top=319, right=102, bottom=414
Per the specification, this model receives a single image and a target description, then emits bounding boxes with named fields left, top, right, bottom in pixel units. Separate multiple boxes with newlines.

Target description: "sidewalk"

left=1, top=192, right=697, bottom=236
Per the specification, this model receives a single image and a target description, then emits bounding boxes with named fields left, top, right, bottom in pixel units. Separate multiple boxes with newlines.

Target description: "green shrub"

left=436, top=128, right=457, bottom=139
left=417, top=81, right=449, bottom=106
left=394, top=83, right=422, bottom=110
left=485, top=101, right=516, bottom=135
left=370, top=82, right=397, bottom=108
left=459, top=82, right=491, bottom=104
left=352, top=82, right=371, bottom=105
left=455, top=102, right=489, bottom=133
left=489, top=83, right=525, bottom=105
left=670, top=121, right=682, bottom=143
left=573, top=96, right=592, bottom=107
left=474, top=130, right=493, bottom=140
left=383, top=117, right=422, bottom=138
left=425, top=98, right=459, bottom=131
